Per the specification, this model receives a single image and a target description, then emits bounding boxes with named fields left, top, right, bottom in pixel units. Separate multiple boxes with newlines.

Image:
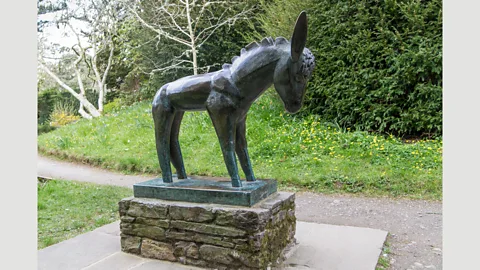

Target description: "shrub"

left=255, top=0, right=442, bottom=137
left=38, top=88, right=100, bottom=124
left=103, top=98, right=125, bottom=114
left=38, top=88, right=66, bottom=125
left=49, top=102, right=81, bottom=128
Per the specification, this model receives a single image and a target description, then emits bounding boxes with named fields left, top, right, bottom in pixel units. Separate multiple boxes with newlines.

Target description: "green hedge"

left=257, top=0, right=442, bottom=137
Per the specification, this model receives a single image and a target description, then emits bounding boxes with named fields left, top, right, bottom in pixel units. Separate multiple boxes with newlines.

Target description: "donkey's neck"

left=229, top=46, right=286, bottom=105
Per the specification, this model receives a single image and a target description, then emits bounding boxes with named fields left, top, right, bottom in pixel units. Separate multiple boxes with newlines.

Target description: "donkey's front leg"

left=207, top=109, right=242, bottom=187
left=235, top=117, right=256, bottom=182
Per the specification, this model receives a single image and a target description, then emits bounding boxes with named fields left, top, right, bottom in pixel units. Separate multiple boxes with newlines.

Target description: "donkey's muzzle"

left=285, top=102, right=302, bottom=114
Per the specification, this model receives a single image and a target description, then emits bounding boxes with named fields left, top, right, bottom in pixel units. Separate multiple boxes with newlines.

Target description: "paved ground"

left=38, top=220, right=388, bottom=270
left=38, top=155, right=442, bottom=270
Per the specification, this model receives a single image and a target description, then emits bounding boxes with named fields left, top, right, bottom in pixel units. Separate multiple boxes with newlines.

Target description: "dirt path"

left=37, top=155, right=442, bottom=270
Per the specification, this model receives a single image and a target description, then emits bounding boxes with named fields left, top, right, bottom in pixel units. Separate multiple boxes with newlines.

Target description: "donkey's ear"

left=291, top=11, right=308, bottom=62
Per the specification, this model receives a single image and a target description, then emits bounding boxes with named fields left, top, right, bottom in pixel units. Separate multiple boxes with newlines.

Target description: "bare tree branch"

left=161, top=5, right=190, bottom=38
left=196, top=6, right=252, bottom=46
left=123, top=0, right=254, bottom=75
left=127, top=5, right=191, bottom=47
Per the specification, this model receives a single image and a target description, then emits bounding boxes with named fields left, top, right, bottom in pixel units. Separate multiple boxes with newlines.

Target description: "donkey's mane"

left=221, top=36, right=289, bottom=70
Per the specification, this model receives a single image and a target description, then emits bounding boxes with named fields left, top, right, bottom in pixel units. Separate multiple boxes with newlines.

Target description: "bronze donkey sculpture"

left=152, top=11, right=315, bottom=187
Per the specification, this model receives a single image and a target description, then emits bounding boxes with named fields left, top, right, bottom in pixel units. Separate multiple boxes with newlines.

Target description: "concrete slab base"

left=38, top=221, right=387, bottom=270
left=280, top=222, right=388, bottom=270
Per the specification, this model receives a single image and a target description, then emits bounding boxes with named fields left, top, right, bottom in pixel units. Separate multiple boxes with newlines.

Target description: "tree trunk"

left=98, top=45, right=115, bottom=112
left=98, top=85, right=104, bottom=112
left=73, top=51, right=91, bottom=119
left=191, top=46, right=198, bottom=75
left=185, top=0, right=198, bottom=75
left=78, top=106, right=93, bottom=119
left=39, top=62, right=101, bottom=118
left=98, top=85, right=107, bottom=112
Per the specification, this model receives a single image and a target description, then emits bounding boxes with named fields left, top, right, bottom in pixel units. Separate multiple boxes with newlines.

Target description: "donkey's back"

left=157, top=72, right=216, bottom=111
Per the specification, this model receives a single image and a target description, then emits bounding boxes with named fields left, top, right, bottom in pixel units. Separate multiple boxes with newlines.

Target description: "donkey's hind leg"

left=170, top=111, right=187, bottom=179
left=235, top=117, right=256, bottom=182
left=152, top=87, right=175, bottom=183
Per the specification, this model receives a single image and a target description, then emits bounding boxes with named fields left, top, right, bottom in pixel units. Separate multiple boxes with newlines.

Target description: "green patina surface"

left=133, top=178, right=277, bottom=207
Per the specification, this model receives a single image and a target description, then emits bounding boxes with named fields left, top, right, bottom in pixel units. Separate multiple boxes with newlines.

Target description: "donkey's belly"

left=166, top=74, right=212, bottom=111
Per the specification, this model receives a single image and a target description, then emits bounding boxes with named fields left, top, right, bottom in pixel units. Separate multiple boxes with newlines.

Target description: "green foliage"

left=112, top=17, right=189, bottom=102
left=376, top=237, right=391, bottom=269
left=197, top=0, right=263, bottom=72
left=38, top=88, right=71, bottom=125
left=37, top=179, right=132, bottom=249
left=38, top=93, right=442, bottom=199
left=37, top=88, right=81, bottom=134
left=38, top=123, right=57, bottom=135
left=38, top=88, right=100, bottom=125
left=103, top=98, right=126, bottom=115
left=244, top=0, right=314, bottom=41
left=255, top=0, right=442, bottom=137
left=49, top=102, right=81, bottom=128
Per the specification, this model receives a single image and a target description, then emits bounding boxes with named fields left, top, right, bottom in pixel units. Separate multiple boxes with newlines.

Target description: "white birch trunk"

left=91, top=35, right=105, bottom=112
left=39, top=62, right=101, bottom=118
left=98, top=45, right=115, bottom=113
left=73, top=48, right=89, bottom=118
left=185, top=0, right=198, bottom=75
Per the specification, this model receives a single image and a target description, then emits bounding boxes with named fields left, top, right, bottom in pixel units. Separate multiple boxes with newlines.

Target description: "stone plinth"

left=119, top=192, right=296, bottom=269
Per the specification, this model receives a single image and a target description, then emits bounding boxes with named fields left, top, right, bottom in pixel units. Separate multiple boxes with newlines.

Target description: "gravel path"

left=38, top=154, right=442, bottom=270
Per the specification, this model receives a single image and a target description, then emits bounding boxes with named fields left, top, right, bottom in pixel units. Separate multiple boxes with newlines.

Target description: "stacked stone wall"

left=119, top=192, right=296, bottom=269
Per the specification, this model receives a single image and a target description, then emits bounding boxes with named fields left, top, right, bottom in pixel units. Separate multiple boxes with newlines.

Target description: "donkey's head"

left=274, top=11, right=316, bottom=114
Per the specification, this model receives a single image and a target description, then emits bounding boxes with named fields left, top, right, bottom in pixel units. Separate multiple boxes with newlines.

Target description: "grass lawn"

left=38, top=179, right=132, bottom=249
left=38, top=91, right=442, bottom=200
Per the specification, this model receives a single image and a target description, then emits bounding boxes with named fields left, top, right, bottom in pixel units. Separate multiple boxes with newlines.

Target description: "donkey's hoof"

left=231, top=179, right=243, bottom=188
